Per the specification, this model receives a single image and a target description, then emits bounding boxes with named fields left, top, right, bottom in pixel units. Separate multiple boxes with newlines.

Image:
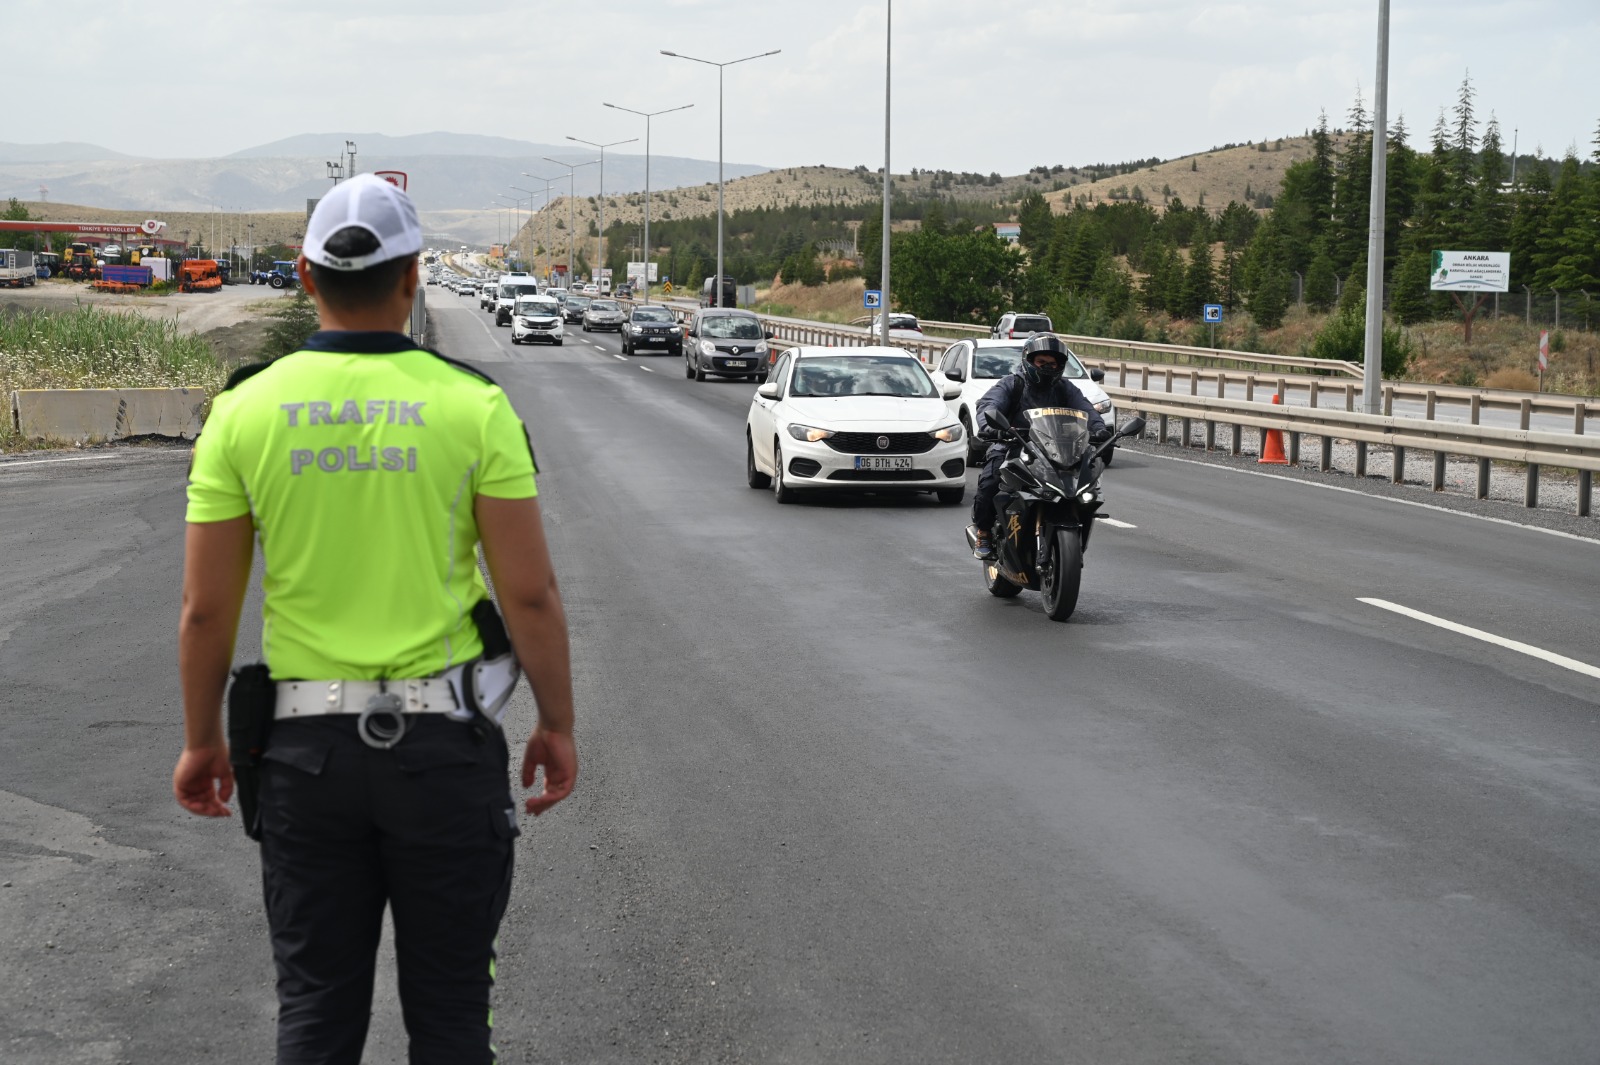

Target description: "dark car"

left=562, top=295, right=592, bottom=324
left=699, top=274, right=737, bottom=308
left=683, top=308, right=773, bottom=382
left=621, top=305, right=682, bottom=357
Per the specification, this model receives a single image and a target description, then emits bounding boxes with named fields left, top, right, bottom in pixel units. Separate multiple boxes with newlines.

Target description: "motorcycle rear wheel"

left=1041, top=528, right=1083, bottom=621
left=984, top=564, right=1023, bottom=598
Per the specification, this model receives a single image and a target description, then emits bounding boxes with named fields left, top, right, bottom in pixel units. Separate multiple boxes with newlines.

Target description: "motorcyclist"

left=968, top=334, right=1109, bottom=561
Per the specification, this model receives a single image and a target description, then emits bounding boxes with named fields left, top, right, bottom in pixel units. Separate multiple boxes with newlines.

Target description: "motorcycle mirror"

left=1120, top=416, right=1147, bottom=437
left=983, top=409, right=1011, bottom=431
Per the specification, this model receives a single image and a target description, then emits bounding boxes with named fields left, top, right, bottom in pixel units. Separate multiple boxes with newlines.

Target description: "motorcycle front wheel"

left=1041, top=527, right=1084, bottom=621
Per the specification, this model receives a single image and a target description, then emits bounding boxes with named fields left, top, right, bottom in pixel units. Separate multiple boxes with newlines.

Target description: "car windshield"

left=501, top=283, right=538, bottom=298
left=973, top=346, right=1089, bottom=380
left=568, top=297, right=591, bottom=308
left=973, top=347, right=1024, bottom=379
left=701, top=316, right=763, bottom=340
left=517, top=299, right=558, bottom=315
left=789, top=356, right=934, bottom=398
left=590, top=300, right=620, bottom=312
left=633, top=308, right=673, bottom=322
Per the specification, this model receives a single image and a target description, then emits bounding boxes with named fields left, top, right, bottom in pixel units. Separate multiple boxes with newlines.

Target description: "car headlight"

left=755, top=341, right=769, bottom=354
left=787, top=424, right=835, bottom=442
left=700, top=340, right=716, bottom=357
left=1093, top=399, right=1113, bottom=413
left=929, top=424, right=963, bottom=442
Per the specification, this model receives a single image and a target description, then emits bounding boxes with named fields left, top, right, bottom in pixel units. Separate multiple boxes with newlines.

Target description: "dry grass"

left=1484, top=367, right=1540, bottom=391
left=753, top=277, right=868, bottom=323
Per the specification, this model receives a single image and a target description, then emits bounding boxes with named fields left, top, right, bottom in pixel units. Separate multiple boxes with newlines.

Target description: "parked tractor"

left=250, top=261, right=299, bottom=289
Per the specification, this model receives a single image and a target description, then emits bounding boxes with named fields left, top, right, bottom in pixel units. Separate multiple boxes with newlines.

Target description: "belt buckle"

left=357, top=690, right=407, bottom=749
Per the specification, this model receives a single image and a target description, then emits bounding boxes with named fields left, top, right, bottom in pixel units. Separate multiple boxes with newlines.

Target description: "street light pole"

left=521, top=173, right=559, bottom=281
left=542, top=156, right=598, bottom=289
left=880, top=1, right=892, bottom=345
left=603, top=102, right=693, bottom=305
left=1361, top=0, right=1390, bottom=414
left=511, top=185, right=548, bottom=270
left=566, top=135, right=638, bottom=293
left=661, top=47, right=781, bottom=307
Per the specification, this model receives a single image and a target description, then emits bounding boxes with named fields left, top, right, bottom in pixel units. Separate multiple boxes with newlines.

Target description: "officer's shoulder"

left=417, top=348, right=502, bottom=390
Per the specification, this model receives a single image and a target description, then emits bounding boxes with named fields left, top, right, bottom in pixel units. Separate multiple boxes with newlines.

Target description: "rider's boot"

left=966, top=525, right=996, bottom=561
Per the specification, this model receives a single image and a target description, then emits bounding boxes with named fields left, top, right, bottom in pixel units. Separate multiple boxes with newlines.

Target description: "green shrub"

left=257, top=290, right=321, bottom=361
left=1307, top=300, right=1413, bottom=377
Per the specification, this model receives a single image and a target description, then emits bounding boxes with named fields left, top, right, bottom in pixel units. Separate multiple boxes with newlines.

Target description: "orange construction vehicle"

left=178, top=259, right=223, bottom=293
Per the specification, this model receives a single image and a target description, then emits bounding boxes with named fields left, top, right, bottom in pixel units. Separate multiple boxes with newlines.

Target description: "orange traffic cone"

left=1259, top=394, right=1290, bottom=465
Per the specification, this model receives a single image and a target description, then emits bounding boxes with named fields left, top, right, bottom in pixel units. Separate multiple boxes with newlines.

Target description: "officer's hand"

left=173, top=745, right=234, bottom=818
left=521, top=725, right=577, bottom=816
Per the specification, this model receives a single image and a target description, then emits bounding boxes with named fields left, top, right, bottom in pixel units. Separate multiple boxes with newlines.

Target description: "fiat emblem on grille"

left=876, top=436, right=890, bottom=449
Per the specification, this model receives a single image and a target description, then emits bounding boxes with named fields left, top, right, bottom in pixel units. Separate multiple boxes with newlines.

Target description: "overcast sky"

left=8, top=0, right=1597, bottom=172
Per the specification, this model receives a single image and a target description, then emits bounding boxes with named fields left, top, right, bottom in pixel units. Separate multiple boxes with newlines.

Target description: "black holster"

left=227, top=663, right=276, bottom=841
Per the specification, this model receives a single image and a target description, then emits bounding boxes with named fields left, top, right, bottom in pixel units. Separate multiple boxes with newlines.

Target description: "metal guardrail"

left=1097, top=361, right=1597, bottom=435
left=1106, top=384, right=1596, bottom=517
left=619, top=297, right=1596, bottom=436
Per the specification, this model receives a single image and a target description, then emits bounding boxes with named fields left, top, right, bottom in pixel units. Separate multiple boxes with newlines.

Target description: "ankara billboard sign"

left=1429, top=251, right=1510, bottom=293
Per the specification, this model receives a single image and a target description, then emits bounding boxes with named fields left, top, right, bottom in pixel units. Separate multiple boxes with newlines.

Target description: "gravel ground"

left=0, top=278, right=291, bottom=336
left=1118, top=420, right=1598, bottom=541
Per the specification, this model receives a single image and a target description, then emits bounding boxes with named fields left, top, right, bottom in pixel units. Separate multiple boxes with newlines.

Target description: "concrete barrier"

left=10, top=388, right=208, bottom=445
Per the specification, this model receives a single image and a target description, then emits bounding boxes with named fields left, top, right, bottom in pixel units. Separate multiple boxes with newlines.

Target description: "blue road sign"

left=1203, top=303, right=1224, bottom=324
left=864, top=289, right=883, bottom=309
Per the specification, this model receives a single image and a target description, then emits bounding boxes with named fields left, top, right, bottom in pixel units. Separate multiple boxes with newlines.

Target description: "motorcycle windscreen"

left=1023, top=409, right=1092, bottom=470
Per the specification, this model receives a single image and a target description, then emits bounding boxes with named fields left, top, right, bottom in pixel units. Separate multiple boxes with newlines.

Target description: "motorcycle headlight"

left=1093, top=399, right=1113, bottom=414
left=929, top=424, right=963, bottom=442
left=1078, top=487, right=1095, bottom=503
left=700, top=340, right=717, bottom=357
left=787, top=423, right=835, bottom=443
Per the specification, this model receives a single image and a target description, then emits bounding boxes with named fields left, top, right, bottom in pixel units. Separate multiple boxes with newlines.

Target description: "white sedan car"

left=745, top=346, right=967, bottom=504
left=930, top=338, right=1118, bottom=466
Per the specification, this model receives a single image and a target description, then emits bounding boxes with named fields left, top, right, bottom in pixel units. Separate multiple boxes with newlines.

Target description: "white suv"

left=992, top=312, right=1053, bottom=340
left=931, top=339, right=1118, bottom=466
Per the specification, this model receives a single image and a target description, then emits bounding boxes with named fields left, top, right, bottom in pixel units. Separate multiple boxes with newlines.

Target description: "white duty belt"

left=274, top=656, right=520, bottom=748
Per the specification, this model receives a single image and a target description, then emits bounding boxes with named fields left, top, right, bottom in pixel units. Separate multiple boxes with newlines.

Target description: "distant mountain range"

left=0, top=132, right=769, bottom=226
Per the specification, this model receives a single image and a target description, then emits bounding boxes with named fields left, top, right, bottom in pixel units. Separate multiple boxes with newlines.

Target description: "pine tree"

left=1250, top=267, right=1291, bottom=329
left=1017, top=190, right=1054, bottom=250
left=1179, top=243, right=1217, bottom=314
left=1304, top=252, right=1338, bottom=311
left=1468, top=116, right=1511, bottom=251
left=1390, top=248, right=1435, bottom=324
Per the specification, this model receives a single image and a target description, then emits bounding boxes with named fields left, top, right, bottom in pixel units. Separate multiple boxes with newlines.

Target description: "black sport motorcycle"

left=965, top=407, right=1145, bottom=622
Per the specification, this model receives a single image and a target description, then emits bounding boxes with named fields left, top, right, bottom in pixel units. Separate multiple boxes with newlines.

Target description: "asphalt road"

left=2, top=291, right=1597, bottom=1064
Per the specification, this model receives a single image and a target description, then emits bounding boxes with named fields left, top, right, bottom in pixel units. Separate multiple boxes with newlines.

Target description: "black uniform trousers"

left=258, top=714, right=519, bottom=1065
left=972, top=447, right=1007, bottom=530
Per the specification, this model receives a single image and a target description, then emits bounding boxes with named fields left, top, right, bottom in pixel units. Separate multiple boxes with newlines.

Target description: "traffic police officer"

left=173, top=173, right=577, bottom=1065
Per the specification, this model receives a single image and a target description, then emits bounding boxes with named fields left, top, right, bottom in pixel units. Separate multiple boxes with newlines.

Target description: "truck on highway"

left=0, top=249, right=38, bottom=288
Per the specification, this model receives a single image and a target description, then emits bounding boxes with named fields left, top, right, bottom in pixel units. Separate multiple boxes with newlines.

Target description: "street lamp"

left=542, top=156, right=598, bottom=289
left=602, top=101, right=693, bottom=303
left=660, top=47, right=781, bottom=307
left=521, top=173, right=559, bottom=281
left=566, top=134, right=638, bottom=293
left=510, top=184, right=550, bottom=270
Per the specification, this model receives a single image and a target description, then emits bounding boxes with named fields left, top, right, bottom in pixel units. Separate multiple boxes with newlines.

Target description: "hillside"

left=509, top=135, right=1353, bottom=272
left=1044, top=135, right=1349, bottom=214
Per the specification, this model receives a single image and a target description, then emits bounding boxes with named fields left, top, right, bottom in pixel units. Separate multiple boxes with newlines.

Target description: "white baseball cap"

left=303, top=173, right=423, bottom=271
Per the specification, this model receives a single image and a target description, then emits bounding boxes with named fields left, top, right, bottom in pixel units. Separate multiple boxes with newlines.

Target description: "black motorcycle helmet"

left=1020, top=333, right=1069, bottom=388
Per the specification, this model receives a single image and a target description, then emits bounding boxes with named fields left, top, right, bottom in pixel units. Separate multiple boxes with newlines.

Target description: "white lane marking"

left=0, top=450, right=190, bottom=470
left=1100, top=517, right=1138, bottom=529
left=612, top=353, right=627, bottom=361
left=1130, top=449, right=1599, bottom=547
left=1358, top=597, right=1600, bottom=680
left=640, top=365, right=655, bottom=373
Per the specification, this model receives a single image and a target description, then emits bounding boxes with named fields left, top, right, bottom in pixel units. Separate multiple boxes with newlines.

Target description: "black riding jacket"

left=975, top=373, right=1106, bottom=457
